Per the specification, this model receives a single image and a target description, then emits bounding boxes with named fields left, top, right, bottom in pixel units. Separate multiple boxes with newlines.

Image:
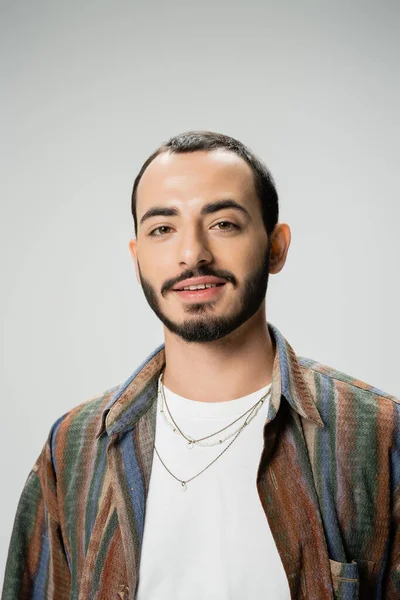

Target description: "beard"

left=137, top=242, right=271, bottom=344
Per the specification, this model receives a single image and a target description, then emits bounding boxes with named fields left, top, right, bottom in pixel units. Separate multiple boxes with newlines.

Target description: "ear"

left=268, top=223, right=291, bottom=275
left=128, top=238, right=142, bottom=285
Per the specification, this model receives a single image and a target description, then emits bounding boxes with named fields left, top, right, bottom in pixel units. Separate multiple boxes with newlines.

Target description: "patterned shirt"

left=2, top=322, right=400, bottom=599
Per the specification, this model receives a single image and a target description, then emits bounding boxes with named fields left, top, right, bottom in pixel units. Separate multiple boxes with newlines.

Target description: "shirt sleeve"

left=385, top=402, right=400, bottom=596
left=1, top=431, right=71, bottom=599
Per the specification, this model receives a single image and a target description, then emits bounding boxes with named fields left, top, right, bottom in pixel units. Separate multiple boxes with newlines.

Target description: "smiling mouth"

left=172, top=282, right=227, bottom=302
left=173, top=283, right=225, bottom=292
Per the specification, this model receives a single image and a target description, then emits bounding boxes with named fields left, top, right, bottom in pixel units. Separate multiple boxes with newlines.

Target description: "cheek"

left=228, top=240, right=257, bottom=270
left=244, top=235, right=267, bottom=263
left=138, top=255, right=170, bottom=290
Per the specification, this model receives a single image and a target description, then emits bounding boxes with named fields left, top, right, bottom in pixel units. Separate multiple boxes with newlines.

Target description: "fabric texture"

left=2, top=322, right=400, bottom=600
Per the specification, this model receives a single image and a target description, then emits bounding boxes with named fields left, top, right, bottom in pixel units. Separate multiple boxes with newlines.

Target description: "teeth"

left=181, top=283, right=219, bottom=291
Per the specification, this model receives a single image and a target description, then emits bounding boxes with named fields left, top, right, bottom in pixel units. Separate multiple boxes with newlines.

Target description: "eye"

left=148, top=221, right=240, bottom=237
left=213, top=221, right=240, bottom=232
left=148, top=226, right=173, bottom=237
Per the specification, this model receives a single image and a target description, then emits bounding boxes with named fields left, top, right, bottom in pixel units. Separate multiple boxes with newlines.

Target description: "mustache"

left=162, top=267, right=237, bottom=295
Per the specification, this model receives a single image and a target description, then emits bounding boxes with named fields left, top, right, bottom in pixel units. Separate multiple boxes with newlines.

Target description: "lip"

left=173, top=283, right=227, bottom=302
left=172, top=276, right=227, bottom=291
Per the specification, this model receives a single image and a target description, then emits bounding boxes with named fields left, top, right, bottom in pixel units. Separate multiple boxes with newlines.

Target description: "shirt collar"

left=96, top=322, right=324, bottom=439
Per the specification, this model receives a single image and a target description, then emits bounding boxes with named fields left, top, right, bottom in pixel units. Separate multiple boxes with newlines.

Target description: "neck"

left=162, top=308, right=275, bottom=403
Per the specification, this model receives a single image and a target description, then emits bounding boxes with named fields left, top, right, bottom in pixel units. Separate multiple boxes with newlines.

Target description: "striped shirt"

left=2, top=322, right=400, bottom=599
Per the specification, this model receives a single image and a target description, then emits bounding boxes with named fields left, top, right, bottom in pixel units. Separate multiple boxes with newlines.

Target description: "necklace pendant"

left=187, top=439, right=195, bottom=450
left=181, top=481, right=187, bottom=491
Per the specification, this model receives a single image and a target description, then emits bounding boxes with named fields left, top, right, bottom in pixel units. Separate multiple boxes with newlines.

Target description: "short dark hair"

left=131, top=130, right=279, bottom=237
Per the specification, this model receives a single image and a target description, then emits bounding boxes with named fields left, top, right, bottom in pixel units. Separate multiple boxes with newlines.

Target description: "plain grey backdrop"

left=1, top=0, right=399, bottom=584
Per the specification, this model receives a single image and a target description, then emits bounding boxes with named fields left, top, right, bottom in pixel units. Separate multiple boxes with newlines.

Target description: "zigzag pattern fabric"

left=2, top=323, right=400, bottom=599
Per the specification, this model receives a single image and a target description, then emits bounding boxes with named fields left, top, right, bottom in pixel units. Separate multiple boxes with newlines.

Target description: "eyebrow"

left=139, top=199, right=250, bottom=226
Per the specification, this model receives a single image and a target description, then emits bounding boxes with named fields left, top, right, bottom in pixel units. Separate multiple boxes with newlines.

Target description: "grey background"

left=1, top=0, right=399, bottom=582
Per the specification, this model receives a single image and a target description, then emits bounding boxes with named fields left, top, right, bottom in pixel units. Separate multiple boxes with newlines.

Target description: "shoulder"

left=299, top=356, right=399, bottom=404
left=28, top=383, right=120, bottom=523
left=298, top=356, right=400, bottom=437
left=34, top=383, right=120, bottom=477
left=53, top=383, right=120, bottom=438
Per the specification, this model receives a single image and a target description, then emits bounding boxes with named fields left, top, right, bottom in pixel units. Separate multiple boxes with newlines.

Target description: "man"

left=2, top=130, right=400, bottom=600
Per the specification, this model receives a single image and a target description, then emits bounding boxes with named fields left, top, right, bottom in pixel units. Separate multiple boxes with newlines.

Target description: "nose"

left=178, top=224, right=213, bottom=268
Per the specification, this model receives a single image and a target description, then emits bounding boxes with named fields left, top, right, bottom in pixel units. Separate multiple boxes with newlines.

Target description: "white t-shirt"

left=136, top=379, right=291, bottom=600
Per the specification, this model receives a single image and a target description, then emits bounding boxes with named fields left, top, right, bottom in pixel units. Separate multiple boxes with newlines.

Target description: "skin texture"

left=129, top=149, right=291, bottom=402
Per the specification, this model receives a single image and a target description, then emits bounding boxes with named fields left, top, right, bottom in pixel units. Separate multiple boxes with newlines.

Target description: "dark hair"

left=131, top=130, right=279, bottom=237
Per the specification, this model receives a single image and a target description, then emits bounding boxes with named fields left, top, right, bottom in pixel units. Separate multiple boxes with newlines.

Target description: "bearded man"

left=2, top=131, right=400, bottom=600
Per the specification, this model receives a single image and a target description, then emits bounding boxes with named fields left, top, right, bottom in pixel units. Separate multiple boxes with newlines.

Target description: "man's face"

left=130, top=149, right=272, bottom=344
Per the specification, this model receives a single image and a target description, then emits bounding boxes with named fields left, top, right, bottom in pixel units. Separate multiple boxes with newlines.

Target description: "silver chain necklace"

left=154, top=368, right=271, bottom=491
left=154, top=399, right=261, bottom=491
left=158, top=366, right=270, bottom=448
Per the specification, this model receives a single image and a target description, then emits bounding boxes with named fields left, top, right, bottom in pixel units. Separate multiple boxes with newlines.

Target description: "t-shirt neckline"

left=160, top=381, right=272, bottom=420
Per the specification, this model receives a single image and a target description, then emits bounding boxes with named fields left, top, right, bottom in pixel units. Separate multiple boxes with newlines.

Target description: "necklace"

left=154, top=398, right=261, bottom=491
left=158, top=366, right=270, bottom=448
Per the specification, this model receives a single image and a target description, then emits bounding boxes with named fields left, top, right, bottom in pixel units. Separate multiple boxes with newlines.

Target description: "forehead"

left=136, top=149, right=258, bottom=213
